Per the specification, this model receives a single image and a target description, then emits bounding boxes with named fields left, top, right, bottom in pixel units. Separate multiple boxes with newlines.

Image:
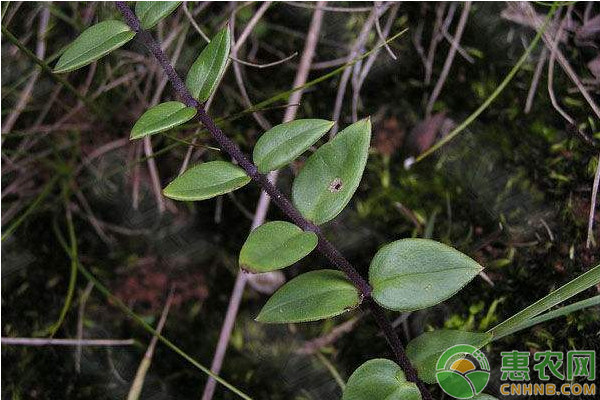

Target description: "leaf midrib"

left=248, top=232, right=312, bottom=268
left=260, top=285, right=357, bottom=319
left=372, top=265, right=479, bottom=288
left=61, top=27, right=131, bottom=69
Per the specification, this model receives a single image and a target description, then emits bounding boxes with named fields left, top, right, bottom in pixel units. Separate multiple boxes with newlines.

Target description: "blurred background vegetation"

left=2, top=2, right=599, bottom=399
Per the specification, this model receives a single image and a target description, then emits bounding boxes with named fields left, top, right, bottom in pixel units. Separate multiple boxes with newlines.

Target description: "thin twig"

left=441, top=27, right=474, bottom=64
left=229, top=51, right=298, bottom=69
left=311, top=56, right=348, bottom=70
left=424, top=3, right=450, bottom=85
left=76, top=281, right=94, bottom=373
left=127, top=288, right=175, bottom=400
left=426, top=2, right=471, bottom=116
left=525, top=47, right=548, bottom=113
left=1, top=337, right=135, bottom=346
left=515, top=2, right=600, bottom=120
left=229, top=4, right=274, bottom=132
left=182, top=1, right=210, bottom=43
left=374, top=1, right=397, bottom=60
left=587, top=153, right=600, bottom=248
left=296, top=316, right=362, bottom=355
left=330, top=7, right=380, bottom=137
left=352, top=3, right=399, bottom=121
left=547, top=7, right=575, bottom=125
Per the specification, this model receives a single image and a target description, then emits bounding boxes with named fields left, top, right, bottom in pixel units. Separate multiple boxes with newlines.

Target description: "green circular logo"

left=436, top=344, right=490, bottom=399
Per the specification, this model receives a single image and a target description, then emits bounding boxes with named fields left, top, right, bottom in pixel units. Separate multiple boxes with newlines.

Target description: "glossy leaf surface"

left=255, top=270, right=360, bottom=323
left=342, top=359, right=421, bottom=400
left=54, top=20, right=135, bottom=73
left=369, top=239, right=483, bottom=311
left=239, top=221, right=318, bottom=273
left=186, top=27, right=230, bottom=101
left=163, top=161, right=250, bottom=201
left=135, top=1, right=181, bottom=29
left=406, top=330, right=492, bottom=383
left=253, top=119, right=334, bottom=173
left=292, top=119, right=371, bottom=225
left=131, top=101, right=197, bottom=139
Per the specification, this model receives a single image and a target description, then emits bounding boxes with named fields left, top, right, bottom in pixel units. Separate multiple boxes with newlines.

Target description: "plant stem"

left=115, top=3, right=430, bottom=398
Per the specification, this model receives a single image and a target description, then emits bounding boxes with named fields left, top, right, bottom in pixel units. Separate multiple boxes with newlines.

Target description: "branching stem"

left=115, top=3, right=430, bottom=398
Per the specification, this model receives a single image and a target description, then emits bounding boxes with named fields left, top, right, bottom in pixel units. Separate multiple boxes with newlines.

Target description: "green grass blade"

left=492, top=295, right=600, bottom=340
left=488, top=264, right=600, bottom=339
left=45, top=203, right=79, bottom=337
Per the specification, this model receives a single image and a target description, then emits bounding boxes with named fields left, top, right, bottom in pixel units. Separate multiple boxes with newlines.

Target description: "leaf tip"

left=162, top=185, right=173, bottom=199
left=254, top=312, right=266, bottom=323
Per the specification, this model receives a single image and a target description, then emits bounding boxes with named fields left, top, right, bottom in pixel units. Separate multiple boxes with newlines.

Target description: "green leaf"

left=369, top=239, right=483, bottom=311
left=406, top=330, right=492, bottom=384
left=255, top=270, right=360, bottom=323
left=292, top=119, right=371, bottom=225
left=135, top=1, right=182, bottom=30
left=130, top=101, right=197, bottom=139
left=342, top=359, right=421, bottom=400
left=253, top=119, right=335, bottom=173
left=186, top=27, right=231, bottom=102
left=488, top=263, right=600, bottom=339
left=163, top=161, right=250, bottom=201
left=239, top=221, right=318, bottom=273
left=54, top=20, right=135, bottom=73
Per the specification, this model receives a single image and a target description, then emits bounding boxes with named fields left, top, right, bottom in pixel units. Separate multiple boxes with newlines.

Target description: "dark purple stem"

left=115, top=3, right=430, bottom=399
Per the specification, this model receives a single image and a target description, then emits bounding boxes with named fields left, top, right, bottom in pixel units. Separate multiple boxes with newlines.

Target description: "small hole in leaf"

left=329, top=178, right=343, bottom=192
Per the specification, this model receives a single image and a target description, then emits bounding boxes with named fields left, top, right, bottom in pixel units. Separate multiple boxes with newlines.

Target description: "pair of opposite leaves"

left=163, top=118, right=371, bottom=226
left=54, top=2, right=228, bottom=106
